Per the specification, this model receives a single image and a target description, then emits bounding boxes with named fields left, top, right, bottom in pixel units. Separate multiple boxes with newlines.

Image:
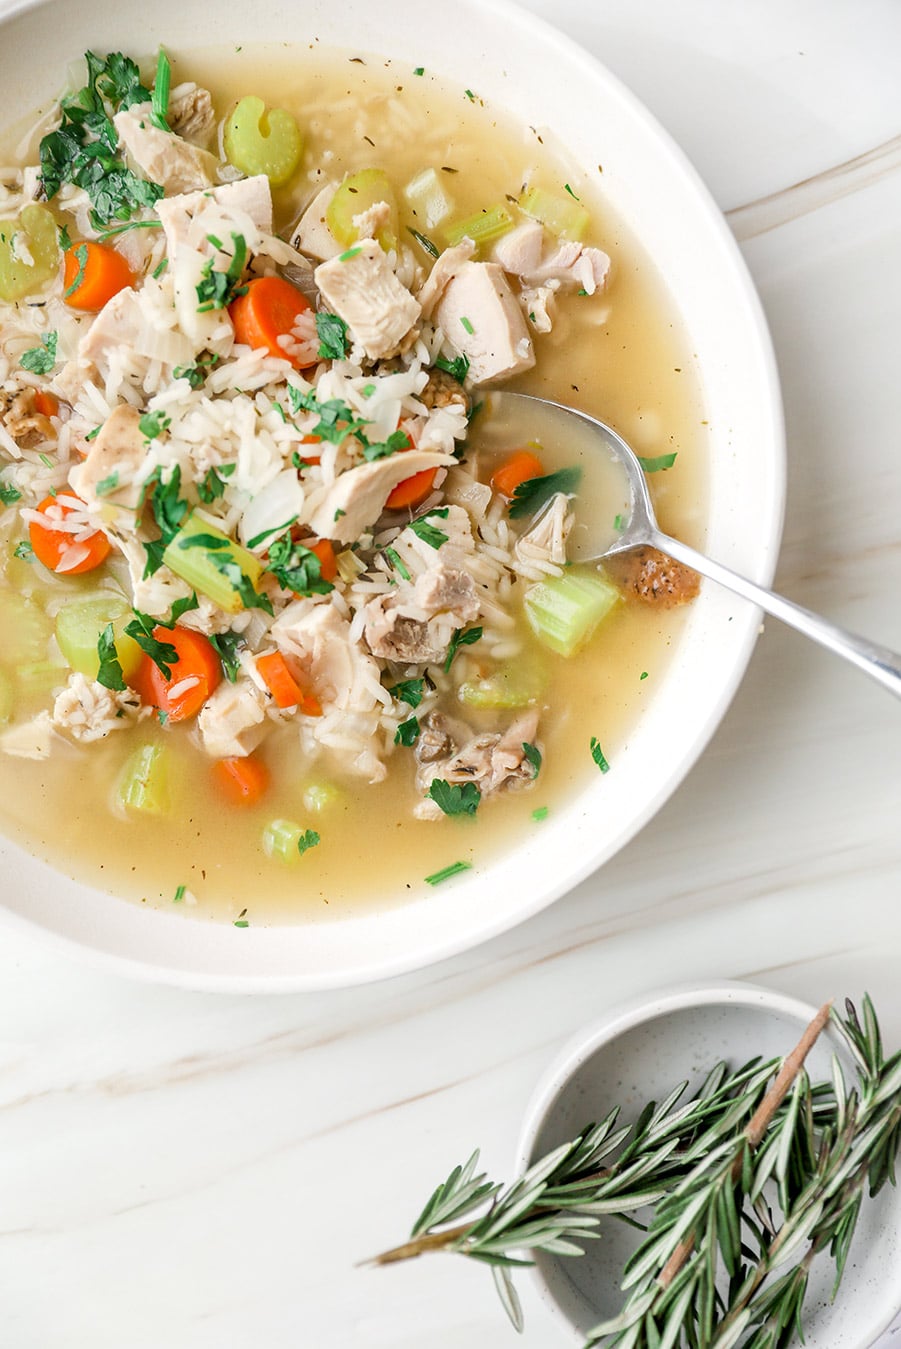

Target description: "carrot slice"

left=214, top=754, right=270, bottom=806
left=385, top=467, right=438, bottom=511
left=307, top=538, right=338, bottom=582
left=256, top=650, right=322, bottom=715
left=28, top=494, right=111, bottom=574
left=491, top=449, right=545, bottom=500
left=63, top=241, right=134, bottom=311
left=229, top=276, right=314, bottom=368
left=296, top=433, right=322, bottom=467
left=32, top=390, right=59, bottom=418
left=132, top=626, right=222, bottom=723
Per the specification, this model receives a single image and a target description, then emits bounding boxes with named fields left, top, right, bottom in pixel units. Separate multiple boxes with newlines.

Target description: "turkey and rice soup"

left=0, top=46, right=704, bottom=922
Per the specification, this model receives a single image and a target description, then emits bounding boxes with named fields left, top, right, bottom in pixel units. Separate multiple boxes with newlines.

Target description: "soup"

left=0, top=46, right=706, bottom=924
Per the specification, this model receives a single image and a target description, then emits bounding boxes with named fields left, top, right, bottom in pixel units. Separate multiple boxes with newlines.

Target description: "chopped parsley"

left=287, top=387, right=371, bottom=446
left=39, top=51, right=164, bottom=229
left=95, top=623, right=125, bottom=691
left=460, top=315, right=474, bottom=335
left=509, top=466, right=582, bottom=520
left=245, top=518, right=297, bottom=550
left=522, top=742, right=542, bottom=776
left=315, top=311, right=349, bottom=360
left=166, top=593, right=200, bottom=625
left=385, top=547, right=411, bottom=581
left=173, top=884, right=186, bottom=903
left=443, top=624, right=482, bottom=673
left=425, top=860, right=472, bottom=886
left=407, top=226, right=439, bottom=258
left=427, top=779, right=481, bottom=817
left=590, top=736, right=610, bottom=773
left=13, top=540, right=33, bottom=561
left=338, top=245, right=362, bottom=261
left=640, top=671, right=648, bottom=681
left=124, top=610, right=178, bottom=678
left=409, top=508, right=449, bottom=550
left=413, top=66, right=425, bottom=76
left=173, top=352, right=220, bottom=389
left=362, top=429, right=411, bottom=462
left=139, top=410, right=171, bottom=440
left=532, top=806, right=549, bottom=822
left=0, top=481, right=21, bottom=506
left=20, top=332, right=58, bottom=375
left=297, top=830, right=320, bottom=856
left=433, top=352, right=470, bottom=384
left=564, top=183, right=580, bottom=200
left=614, top=512, right=626, bottom=531
left=388, top=677, right=425, bottom=708
left=395, top=716, right=420, bottom=747
left=95, top=471, right=119, bottom=497
left=464, top=89, right=475, bottom=102
left=64, top=244, right=88, bottom=298
left=197, top=466, right=231, bottom=504
left=152, top=257, right=169, bottom=280
left=195, top=232, right=248, bottom=311
left=84, top=426, right=101, bottom=442
left=637, top=452, right=678, bottom=473
left=58, top=223, right=72, bottom=252
left=266, top=535, right=334, bottom=597
left=150, top=49, right=171, bottom=131
left=234, top=907, right=249, bottom=928
left=209, top=630, right=244, bottom=683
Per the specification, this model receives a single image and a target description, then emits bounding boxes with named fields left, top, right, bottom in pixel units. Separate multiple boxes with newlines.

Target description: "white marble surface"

left=3, top=1, right=901, bottom=1344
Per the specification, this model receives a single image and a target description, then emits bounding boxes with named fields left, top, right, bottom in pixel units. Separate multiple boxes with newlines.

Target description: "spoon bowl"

left=493, top=392, right=901, bottom=700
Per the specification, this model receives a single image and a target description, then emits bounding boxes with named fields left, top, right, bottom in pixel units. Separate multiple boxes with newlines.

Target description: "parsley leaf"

left=427, top=778, right=481, bottom=817
left=443, top=624, right=482, bottom=673
left=266, top=535, right=334, bottom=596
left=139, top=410, right=170, bottom=440
left=297, top=829, right=320, bottom=856
left=384, top=547, right=411, bottom=581
left=388, top=677, right=424, bottom=708
left=508, top=466, right=582, bottom=519
left=408, top=508, right=449, bottom=550
left=173, top=352, right=220, bottom=389
left=0, top=481, right=21, bottom=506
left=124, top=611, right=179, bottom=678
left=590, top=736, right=610, bottom=773
left=362, top=429, right=411, bottom=462
left=197, top=467, right=230, bottom=504
left=395, top=716, right=420, bottom=747
left=166, top=593, right=199, bottom=625
left=95, top=471, right=119, bottom=497
left=522, top=742, right=542, bottom=776
left=141, top=464, right=187, bottom=573
left=64, top=244, right=89, bottom=299
left=95, top=622, right=125, bottom=691
left=196, top=232, right=248, bottom=311
left=13, top=540, right=34, bottom=561
left=287, top=387, right=371, bottom=446
left=315, top=311, right=349, bottom=360
left=433, top=352, right=470, bottom=384
left=20, top=332, right=58, bottom=375
left=209, top=630, right=244, bottom=683
left=637, top=452, right=678, bottom=473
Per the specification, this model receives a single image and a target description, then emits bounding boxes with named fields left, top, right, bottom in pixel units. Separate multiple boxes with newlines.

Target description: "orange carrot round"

left=132, top=626, right=222, bottom=723
left=214, top=754, right=270, bottom=806
left=256, top=650, right=321, bottom=714
left=307, top=537, right=338, bottom=582
left=229, top=276, right=314, bottom=368
left=385, top=467, right=438, bottom=512
left=63, top=241, right=134, bottom=311
left=28, top=494, right=111, bottom=574
left=491, top=448, right=545, bottom=500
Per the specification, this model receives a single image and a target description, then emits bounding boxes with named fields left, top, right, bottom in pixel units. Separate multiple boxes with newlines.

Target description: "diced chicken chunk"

left=0, top=386, right=54, bottom=452
left=155, top=176, right=273, bottom=255
left=292, top=183, right=342, bottom=261
left=415, top=709, right=541, bottom=818
left=52, top=673, right=143, bottom=742
left=363, top=605, right=443, bottom=664
left=414, top=564, right=479, bottom=620
left=315, top=239, right=421, bottom=360
left=434, top=262, right=535, bottom=385
left=514, top=493, right=573, bottom=567
left=495, top=224, right=611, bottom=297
left=364, top=562, right=480, bottom=664
left=76, top=286, right=195, bottom=373
left=306, top=449, right=455, bottom=546
left=415, top=238, right=477, bottom=319
left=69, top=403, right=148, bottom=510
left=168, top=84, right=216, bottom=145
left=197, top=676, right=268, bottom=759
left=492, top=220, right=543, bottom=276
left=352, top=199, right=392, bottom=243
left=114, top=105, right=218, bottom=195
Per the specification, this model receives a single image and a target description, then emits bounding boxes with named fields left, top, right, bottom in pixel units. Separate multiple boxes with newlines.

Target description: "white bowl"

left=515, top=982, right=901, bottom=1347
left=0, top=0, right=784, bottom=989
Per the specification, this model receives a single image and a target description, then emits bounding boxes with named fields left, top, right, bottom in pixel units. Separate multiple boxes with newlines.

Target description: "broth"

left=0, top=47, right=707, bottom=924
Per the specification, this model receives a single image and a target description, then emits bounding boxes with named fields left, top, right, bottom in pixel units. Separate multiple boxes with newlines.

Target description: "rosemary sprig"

left=371, top=997, right=901, bottom=1347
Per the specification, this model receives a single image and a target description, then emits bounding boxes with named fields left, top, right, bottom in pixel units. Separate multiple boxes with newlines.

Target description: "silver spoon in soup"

left=488, top=392, right=901, bottom=699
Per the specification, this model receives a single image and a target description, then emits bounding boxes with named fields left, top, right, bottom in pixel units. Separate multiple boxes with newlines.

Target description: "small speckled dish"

left=515, top=981, right=901, bottom=1348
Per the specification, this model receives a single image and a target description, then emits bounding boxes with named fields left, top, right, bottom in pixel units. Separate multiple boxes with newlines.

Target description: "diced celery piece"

left=523, top=569, right=620, bottom=657
left=0, top=592, right=51, bottom=665
left=327, top=169, right=398, bottom=252
left=117, top=743, right=170, bottom=816
left=443, top=204, right=515, bottom=250
left=302, top=782, right=341, bottom=814
left=16, top=660, right=68, bottom=701
left=403, top=167, right=455, bottom=231
left=163, top=513, right=265, bottom=615
left=55, top=595, right=142, bottom=681
left=0, top=667, right=13, bottom=724
left=518, top=187, right=589, bottom=242
left=458, top=661, right=547, bottom=710
left=0, top=205, right=60, bottom=303
left=223, top=96, right=304, bottom=187
left=263, top=817, right=302, bottom=863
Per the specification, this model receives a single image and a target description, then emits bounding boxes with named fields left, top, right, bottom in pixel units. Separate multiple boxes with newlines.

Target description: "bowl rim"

left=0, top=0, right=786, bottom=991
left=514, top=980, right=901, bottom=1348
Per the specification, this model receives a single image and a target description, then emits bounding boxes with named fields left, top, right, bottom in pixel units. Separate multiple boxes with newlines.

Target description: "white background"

left=2, top=1, right=901, bottom=1345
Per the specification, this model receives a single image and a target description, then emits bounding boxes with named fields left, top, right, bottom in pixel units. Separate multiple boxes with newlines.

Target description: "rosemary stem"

left=368, top=1219, right=474, bottom=1265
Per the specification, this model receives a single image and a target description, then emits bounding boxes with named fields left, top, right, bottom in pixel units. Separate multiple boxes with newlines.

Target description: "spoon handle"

left=649, top=529, right=901, bottom=699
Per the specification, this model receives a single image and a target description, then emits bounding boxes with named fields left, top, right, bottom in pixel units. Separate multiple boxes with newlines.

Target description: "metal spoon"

left=494, top=392, right=901, bottom=699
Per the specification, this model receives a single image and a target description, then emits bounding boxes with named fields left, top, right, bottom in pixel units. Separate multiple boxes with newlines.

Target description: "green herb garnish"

left=20, top=331, right=58, bottom=375
left=443, top=624, right=482, bottom=673
left=124, top=610, right=179, bottom=678
left=196, top=232, right=248, bottom=311
left=266, top=535, right=334, bottom=597
left=138, top=410, right=171, bottom=440
left=522, top=742, right=541, bottom=776
left=13, top=540, right=33, bottom=561
left=590, top=736, right=610, bottom=773
left=407, top=227, right=439, bottom=258
left=433, top=352, right=470, bottom=384
left=0, top=481, right=21, bottom=506
left=427, top=779, right=481, bottom=817
left=297, top=830, right=320, bottom=856
left=388, top=677, right=425, bottom=708
left=362, top=429, right=411, bottom=463
left=173, top=884, right=186, bottom=903
left=95, top=471, right=119, bottom=497
left=460, top=315, right=474, bottom=335
left=395, top=716, right=420, bottom=747
left=173, top=352, right=220, bottom=389
left=424, top=860, right=472, bottom=885
left=95, top=622, right=125, bottom=691
left=64, top=244, right=89, bottom=298
left=209, top=630, right=244, bottom=683
left=234, top=907, right=249, bottom=927
left=315, top=311, right=349, bottom=361
left=385, top=547, right=411, bottom=581
left=637, top=452, right=678, bottom=473
left=409, top=508, right=449, bottom=550
left=508, top=466, right=582, bottom=519
left=531, top=806, right=549, bottom=822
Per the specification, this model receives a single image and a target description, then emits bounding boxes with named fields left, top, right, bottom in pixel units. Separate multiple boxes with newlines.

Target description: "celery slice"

left=403, top=167, right=455, bottom=230
left=302, top=782, right=341, bottom=813
left=223, top=96, right=304, bottom=187
left=0, top=592, right=51, bottom=665
left=56, top=595, right=142, bottom=681
left=523, top=570, right=620, bottom=657
left=518, top=187, right=589, bottom=242
left=262, top=817, right=320, bottom=862
left=117, top=743, right=170, bottom=816
left=0, top=205, right=60, bottom=303
left=458, top=661, right=547, bottom=710
left=16, top=660, right=68, bottom=702
left=163, top=514, right=265, bottom=615
left=443, top=204, right=514, bottom=250
left=327, top=169, right=398, bottom=252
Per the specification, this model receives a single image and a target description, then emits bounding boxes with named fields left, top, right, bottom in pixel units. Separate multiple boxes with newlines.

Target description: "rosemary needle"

left=371, top=996, right=901, bottom=1348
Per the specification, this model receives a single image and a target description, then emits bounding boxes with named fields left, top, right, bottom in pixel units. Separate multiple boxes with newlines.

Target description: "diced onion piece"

left=403, top=167, right=454, bottom=231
